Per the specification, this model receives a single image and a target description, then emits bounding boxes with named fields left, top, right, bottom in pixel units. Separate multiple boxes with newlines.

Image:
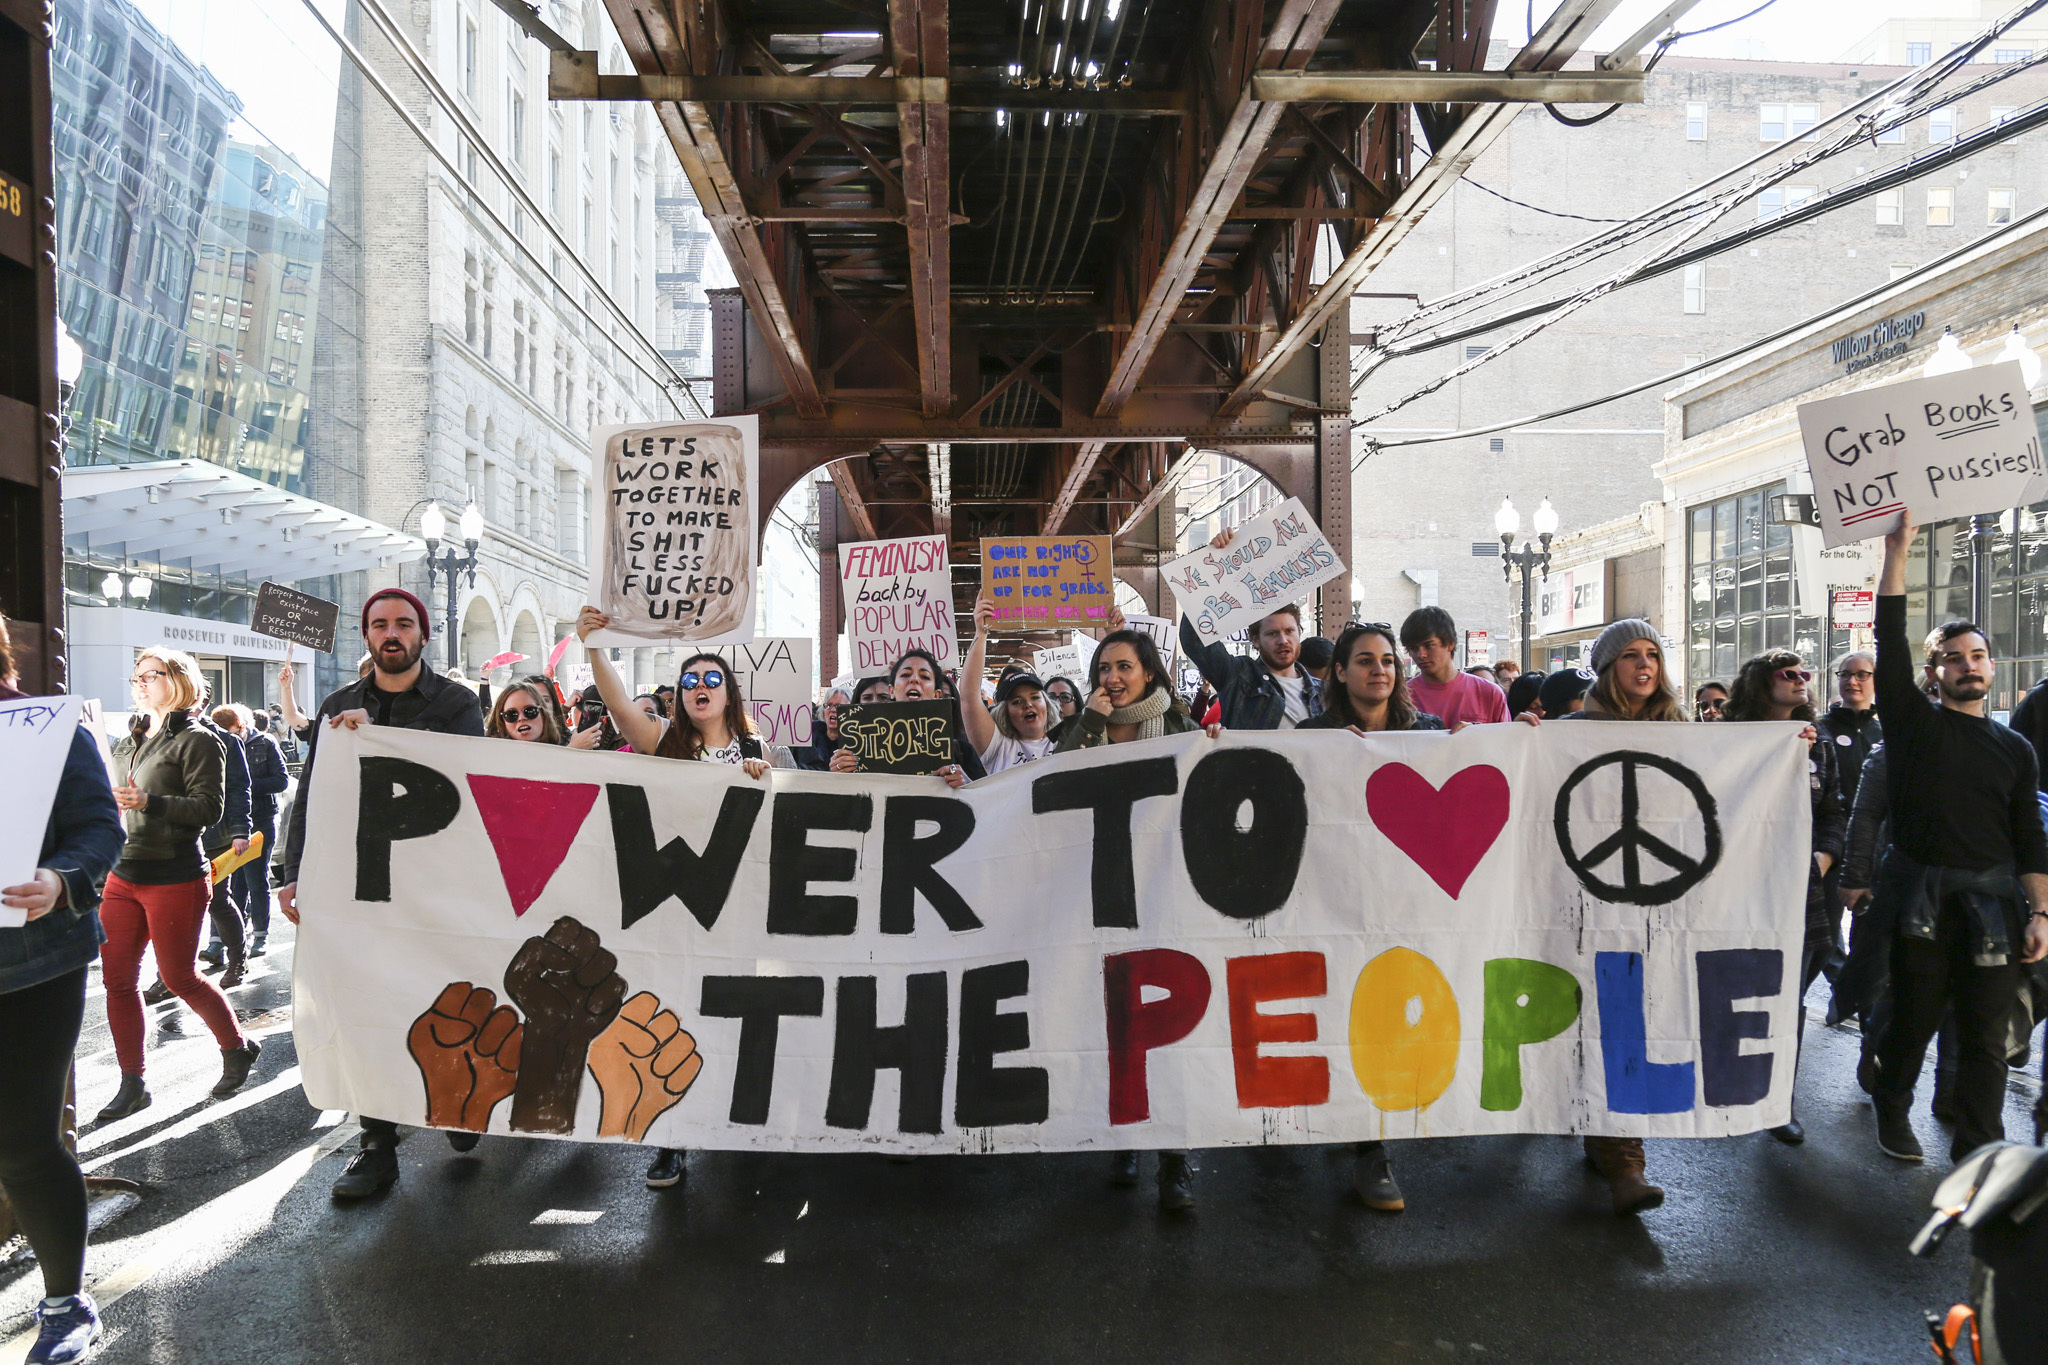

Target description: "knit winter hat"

left=1589, top=618, right=1659, bottom=674
left=361, top=588, right=432, bottom=639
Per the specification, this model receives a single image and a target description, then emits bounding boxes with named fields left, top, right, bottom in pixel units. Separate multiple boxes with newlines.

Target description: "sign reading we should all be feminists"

left=294, top=720, right=1810, bottom=1154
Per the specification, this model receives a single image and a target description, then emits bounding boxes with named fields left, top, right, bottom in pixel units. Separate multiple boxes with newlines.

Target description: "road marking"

left=80, top=1069, right=304, bottom=1173
left=0, top=1126, right=354, bottom=1365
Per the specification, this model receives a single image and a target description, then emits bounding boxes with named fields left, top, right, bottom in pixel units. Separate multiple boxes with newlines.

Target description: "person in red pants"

left=98, top=647, right=260, bottom=1121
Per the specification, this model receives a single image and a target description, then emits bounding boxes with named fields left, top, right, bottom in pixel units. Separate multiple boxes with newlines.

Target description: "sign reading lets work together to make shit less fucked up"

left=586, top=417, right=759, bottom=648
left=1797, top=360, right=2045, bottom=546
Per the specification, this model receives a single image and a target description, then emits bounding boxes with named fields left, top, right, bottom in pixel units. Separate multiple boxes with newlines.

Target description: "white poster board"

left=586, top=417, right=759, bottom=647
left=839, top=535, right=954, bottom=675
left=1798, top=362, right=2042, bottom=546
left=726, top=636, right=815, bottom=748
left=1125, top=613, right=1178, bottom=672
left=0, top=694, right=86, bottom=929
left=1163, top=498, right=1346, bottom=642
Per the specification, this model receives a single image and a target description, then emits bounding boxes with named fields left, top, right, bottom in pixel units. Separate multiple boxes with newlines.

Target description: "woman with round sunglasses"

left=1298, top=622, right=1444, bottom=1214
left=576, top=608, right=769, bottom=1191
left=1723, top=650, right=1843, bottom=1146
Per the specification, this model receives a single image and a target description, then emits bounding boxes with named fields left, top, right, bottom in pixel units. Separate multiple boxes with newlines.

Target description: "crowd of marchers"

left=3, top=516, right=2046, bottom=1363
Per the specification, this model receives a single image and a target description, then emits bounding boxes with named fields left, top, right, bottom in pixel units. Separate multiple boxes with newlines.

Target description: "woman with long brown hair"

left=576, top=607, right=769, bottom=1191
left=486, top=674, right=572, bottom=746
left=1722, top=649, right=1843, bottom=1145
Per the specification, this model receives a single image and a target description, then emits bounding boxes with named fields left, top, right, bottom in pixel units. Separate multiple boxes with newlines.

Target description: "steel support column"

left=889, top=0, right=951, bottom=418
left=1314, top=314, right=1351, bottom=636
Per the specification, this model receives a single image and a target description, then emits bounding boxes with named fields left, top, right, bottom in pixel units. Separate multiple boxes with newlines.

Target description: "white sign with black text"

left=1535, top=563, right=1608, bottom=637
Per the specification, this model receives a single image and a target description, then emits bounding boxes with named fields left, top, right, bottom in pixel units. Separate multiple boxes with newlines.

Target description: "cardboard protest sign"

left=836, top=699, right=956, bottom=774
left=1125, top=613, right=1177, bottom=671
left=1798, top=362, right=2044, bottom=547
left=1163, top=498, right=1345, bottom=642
left=251, top=582, right=340, bottom=654
left=981, top=535, right=1113, bottom=631
left=0, top=694, right=85, bottom=929
left=587, top=417, right=758, bottom=647
left=296, top=721, right=1808, bottom=1153
left=727, top=636, right=815, bottom=748
left=839, top=535, right=954, bottom=673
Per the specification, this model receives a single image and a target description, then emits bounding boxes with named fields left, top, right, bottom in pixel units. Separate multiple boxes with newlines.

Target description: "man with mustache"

left=274, top=587, right=487, bottom=1200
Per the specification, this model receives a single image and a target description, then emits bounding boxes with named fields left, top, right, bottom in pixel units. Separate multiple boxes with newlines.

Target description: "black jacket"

left=1817, top=703, right=1882, bottom=808
left=2009, top=676, right=2048, bottom=792
left=242, top=730, right=289, bottom=828
left=196, top=714, right=251, bottom=855
left=282, top=668, right=485, bottom=883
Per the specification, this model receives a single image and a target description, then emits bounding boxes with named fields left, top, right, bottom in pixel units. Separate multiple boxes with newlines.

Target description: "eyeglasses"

left=1837, top=669, right=1874, bottom=682
left=1775, top=668, right=1813, bottom=684
left=678, top=669, right=724, bottom=691
left=130, top=670, right=168, bottom=687
left=503, top=704, right=543, bottom=721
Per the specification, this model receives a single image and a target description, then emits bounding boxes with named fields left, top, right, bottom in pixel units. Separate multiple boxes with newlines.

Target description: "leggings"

left=100, top=874, right=246, bottom=1075
left=206, top=863, right=245, bottom=956
left=0, top=968, right=90, bottom=1298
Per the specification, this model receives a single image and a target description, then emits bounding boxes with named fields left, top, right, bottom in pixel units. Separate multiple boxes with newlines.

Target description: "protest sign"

left=837, top=699, right=956, bottom=774
left=587, top=417, right=758, bottom=647
left=1163, top=498, right=1346, bottom=641
left=1032, top=640, right=1086, bottom=684
left=0, top=694, right=85, bottom=929
left=251, top=582, right=340, bottom=654
left=981, top=535, right=1113, bottom=631
left=1798, top=362, right=2043, bottom=547
left=839, top=535, right=954, bottom=673
left=296, top=720, right=1808, bottom=1153
left=1125, top=614, right=1177, bottom=671
left=1831, top=590, right=1876, bottom=630
left=727, top=636, right=815, bottom=748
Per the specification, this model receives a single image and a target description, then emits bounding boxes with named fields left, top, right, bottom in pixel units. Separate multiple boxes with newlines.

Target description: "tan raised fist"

left=588, top=991, right=703, bottom=1142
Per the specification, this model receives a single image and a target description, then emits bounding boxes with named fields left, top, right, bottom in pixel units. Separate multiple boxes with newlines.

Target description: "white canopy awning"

left=62, top=461, right=427, bottom=582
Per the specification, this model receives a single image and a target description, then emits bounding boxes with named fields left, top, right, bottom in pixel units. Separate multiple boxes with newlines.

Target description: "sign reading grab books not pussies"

left=293, top=721, right=1809, bottom=1153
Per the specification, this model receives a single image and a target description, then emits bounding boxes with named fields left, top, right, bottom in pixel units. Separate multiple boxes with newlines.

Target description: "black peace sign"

left=1553, top=750, right=1721, bottom=905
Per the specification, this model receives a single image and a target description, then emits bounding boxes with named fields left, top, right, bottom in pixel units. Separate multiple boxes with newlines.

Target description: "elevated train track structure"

left=564, top=0, right=1638, bottom=669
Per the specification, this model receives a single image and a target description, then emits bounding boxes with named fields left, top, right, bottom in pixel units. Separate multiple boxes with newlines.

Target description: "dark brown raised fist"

left=503, top=916, right=627, bottom=1134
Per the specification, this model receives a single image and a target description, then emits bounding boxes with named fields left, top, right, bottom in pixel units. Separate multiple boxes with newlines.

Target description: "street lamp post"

left=1497, top=496, right=1558, bottom=672
left=419, top=501, right=484, bottom=670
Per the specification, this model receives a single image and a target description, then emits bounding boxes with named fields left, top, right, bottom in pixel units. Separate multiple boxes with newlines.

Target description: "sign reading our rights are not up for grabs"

left=980, top=535, right=1113, bottom=632
left=1798, top=361, right=2045, bottom=547
left=293, top=721, right=1810, bottom=1154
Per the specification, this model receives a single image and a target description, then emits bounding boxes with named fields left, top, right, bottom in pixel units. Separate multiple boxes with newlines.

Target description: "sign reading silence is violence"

left=980, top=534, right=1113, bottom=632
left=585, top=417, right=759, bottom=647
left=292, top=721, right=1811, bottom=1153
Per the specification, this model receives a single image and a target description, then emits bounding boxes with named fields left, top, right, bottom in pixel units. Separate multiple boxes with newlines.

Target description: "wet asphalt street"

left=0, top=909, right=2038, bottom=1365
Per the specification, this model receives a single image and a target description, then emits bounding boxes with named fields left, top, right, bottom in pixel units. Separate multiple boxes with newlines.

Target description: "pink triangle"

left=466, top=775, right=602, bottom=916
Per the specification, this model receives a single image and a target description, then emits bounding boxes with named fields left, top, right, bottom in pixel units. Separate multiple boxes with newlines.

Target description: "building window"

left=1785, top=184, right=1817, bottom=211
left=1990, top=187, right=2016, bottom=224
left=1992, top=106, right=2016, bottom=124
left=1683, top=263, right=1705, bottom=313
left=1907, top=41, right=1931, bottom=64
left=1464, top=344, right=1490, bottom=360
left=509, top=89, right=526, bottom=167
left=1995, top=47, right=2032, bottom=63
left=1790, top=104, right=1819, bottom=139
left=1685, top=102, right=1706, bottom=139
left=1875, top=188, right=1903, bottom=224
left=1757, top=187, right=1785, bottom=220
left=548, top=147, right=561, bottom=217
left=1877, top=122, right=1903, bottom=144
left=463, top=252, right=478, bottom=344
left=1890, top=263, right=1914, bottom=281
left=461, top=16, right=478, bottom=101
left=1927, top=186, right=1954, bottom=225
left=1686, top=482, right=1814, bottom=688
left=1759, top=104, right=1786, bottom=141
left=1930, top=106, right=1956, bottom=142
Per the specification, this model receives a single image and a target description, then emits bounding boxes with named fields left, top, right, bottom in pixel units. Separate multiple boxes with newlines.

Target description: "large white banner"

left=294, top=722, right=1809, bottom=1153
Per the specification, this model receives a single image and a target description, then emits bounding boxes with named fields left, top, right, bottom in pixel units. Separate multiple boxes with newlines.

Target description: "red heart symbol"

left=1364, top=763, right=1510, bottom=899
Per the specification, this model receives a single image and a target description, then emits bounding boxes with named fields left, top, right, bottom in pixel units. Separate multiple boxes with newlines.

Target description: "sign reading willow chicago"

left=292, top=722, right=1810, bottom=1152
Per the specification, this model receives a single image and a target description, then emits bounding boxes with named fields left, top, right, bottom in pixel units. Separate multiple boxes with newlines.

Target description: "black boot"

left=95, top=1074, right=151, bottom=1123
left=1157, top=1152, right=1194, bottom=1211
left=219, top=946, right=248, bottom=990
left=141, top=978, right=173, bottom=1006
left=1771, top=1006, right=1807, bottom=1143
left=1108, top=1151, right=1139, bottom=1187
left=446, top=1130, right=481, bottom=1153
left=1875, top=1099, right=1924, bottom=1162
left=332, top=1142, right=399, bottom=1199
left=211, top=1038, right=262, bottom=1096
left=1353, top=1141, right=1404, bottom=1211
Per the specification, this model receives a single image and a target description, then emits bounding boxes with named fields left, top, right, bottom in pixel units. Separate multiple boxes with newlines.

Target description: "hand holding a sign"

left=1, top=868, right=64, bottom=920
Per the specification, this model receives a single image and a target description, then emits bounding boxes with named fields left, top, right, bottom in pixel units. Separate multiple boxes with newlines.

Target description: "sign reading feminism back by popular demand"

left=586, top=417, right=759, bottom=647
left=839, top=535, right=954, bottom=673
left=1797, top=361, right=2044, bottom=547
left=980, top=535, right=1113, bottom=631
left=1163, top=498, right=1345, bottom=640
left=294, top=721, right=1809, bottom=1153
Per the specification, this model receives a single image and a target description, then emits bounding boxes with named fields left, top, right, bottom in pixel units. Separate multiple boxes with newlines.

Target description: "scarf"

left=1106, top=685, right=1174, bottom=742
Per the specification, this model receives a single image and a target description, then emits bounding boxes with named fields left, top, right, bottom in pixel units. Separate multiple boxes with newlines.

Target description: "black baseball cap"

left=1538, top=667, right=1597, bottom=716
left=994, top=672, right=1047, bottom=705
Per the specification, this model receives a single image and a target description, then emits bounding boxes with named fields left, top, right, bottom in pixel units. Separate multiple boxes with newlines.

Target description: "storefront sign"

left=1536, top=563, right=1608, bottom=637
left=1464, top=630, right=1492, bottom=667
left=1798, top=361, right=2043, bottom=546
left=1828, top=310, right=1926, bottom=374
left=68, top=605, right=293, bottom=662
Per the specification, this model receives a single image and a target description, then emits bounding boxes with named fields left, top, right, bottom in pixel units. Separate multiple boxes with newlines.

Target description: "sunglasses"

left=678, top=670, right=724, bottom=691
left=1775, top=668, right=1813, bottom=684
left=503, top=704, right=544, bottom=721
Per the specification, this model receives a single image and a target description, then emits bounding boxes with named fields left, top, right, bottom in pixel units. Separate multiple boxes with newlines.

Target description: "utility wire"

left=1460, top=176, right=1632, bottom=223
left=1353, top=197, right=2048, bottom=458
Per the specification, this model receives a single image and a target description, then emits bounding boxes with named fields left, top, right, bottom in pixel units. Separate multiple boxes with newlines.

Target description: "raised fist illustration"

left=589, top=991, right=704, bottom=1142
left=503, top=916, right=627, bottom=1134
left=408, top=982, right=523, bottom=1132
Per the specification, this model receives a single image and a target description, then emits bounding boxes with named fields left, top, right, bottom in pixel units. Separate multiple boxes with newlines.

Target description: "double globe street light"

left=1497, top=495, right=1559, bottom=672
left=419, top=500, right=485, bottom=670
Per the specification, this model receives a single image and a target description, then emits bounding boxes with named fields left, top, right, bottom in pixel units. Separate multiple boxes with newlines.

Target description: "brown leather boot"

left=1584, top=1136, right=1663, bottom=1215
